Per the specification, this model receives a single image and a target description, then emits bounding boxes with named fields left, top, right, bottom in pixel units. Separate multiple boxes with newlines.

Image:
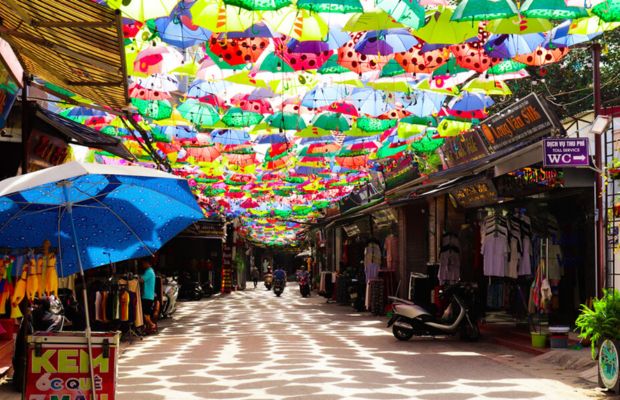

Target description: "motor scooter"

left=297, top=271, right=310, bottom=297
left=273, top=278, right=285, bottom=297
left=178, top=272, right=203, bottom=301
left=387, top=282, right=480, bottom=341
left=264, top=272, right=273, bottom=290
left=160, top=275, right=179, bottom=318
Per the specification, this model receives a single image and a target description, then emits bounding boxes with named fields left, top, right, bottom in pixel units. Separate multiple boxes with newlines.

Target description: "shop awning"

left=0, top=0, right=128, bottom=109
left=34, top=106, right=134, bottom=160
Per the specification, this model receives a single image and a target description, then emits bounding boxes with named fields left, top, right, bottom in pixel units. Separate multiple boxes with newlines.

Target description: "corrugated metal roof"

left=0, top=0, right=128, bottom=109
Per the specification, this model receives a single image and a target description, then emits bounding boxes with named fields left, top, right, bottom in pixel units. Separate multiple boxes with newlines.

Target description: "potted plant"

left=575, top=289, right=620, bottom=393
left=608, top=158, right=620, bottom=180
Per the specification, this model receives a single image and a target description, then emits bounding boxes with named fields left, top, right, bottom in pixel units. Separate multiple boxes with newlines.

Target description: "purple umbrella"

left=484, top=33, right=546, bottom=59
left=448, top=92, right=495, bottom=112
left=355, top=29, right=419, bottom=55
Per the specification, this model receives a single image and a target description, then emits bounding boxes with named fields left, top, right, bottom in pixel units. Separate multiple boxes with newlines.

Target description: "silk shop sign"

left=478, top=93, right=563, bottom=153
left=440, top=130, right=490, bottom=168
left=450, top=178, right=498, bottom=208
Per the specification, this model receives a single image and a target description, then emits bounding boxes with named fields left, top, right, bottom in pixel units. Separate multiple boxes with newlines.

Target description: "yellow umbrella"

left=107, top=0, right=178, bottom=22
left=224, top=70, right=268, bottom=88
left=367, top=80, right=411, bottom=93
left=171, top=61, right=200, bottom=77
left=569, top=16, right=620, bottom=34
left=486, top=15, right=553, bottom=34
left=437, top=119, right=472, bottom=137
left=416, top=78, right=460, bottom=96
left=265, top=7, right=329, bottom=41
left=343, top=9, right=406, bottom=31
left=462, top=78, right=512, bottom=96
left=153, top=109, right=193, bottom=126
left=413, top=8, right=480, bottom=44
left=191, top=0, right=260, bottom=32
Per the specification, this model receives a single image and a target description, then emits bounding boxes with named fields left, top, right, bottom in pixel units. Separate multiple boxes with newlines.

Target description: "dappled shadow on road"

left=116, top=288, right=585, bottom=400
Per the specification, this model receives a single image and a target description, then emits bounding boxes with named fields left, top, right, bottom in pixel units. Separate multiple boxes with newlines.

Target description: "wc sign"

left=543, top=138, right=590, bottom=167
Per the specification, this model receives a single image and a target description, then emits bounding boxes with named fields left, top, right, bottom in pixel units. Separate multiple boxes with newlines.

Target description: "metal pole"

left=62, top=183, right=97, bottom=400
left=20, top=74, right=29, bottom=174
left=593, top=43, right=605, bottom=295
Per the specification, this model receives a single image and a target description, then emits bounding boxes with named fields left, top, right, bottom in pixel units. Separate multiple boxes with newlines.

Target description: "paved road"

left=115, top=285, right=601, bottom=400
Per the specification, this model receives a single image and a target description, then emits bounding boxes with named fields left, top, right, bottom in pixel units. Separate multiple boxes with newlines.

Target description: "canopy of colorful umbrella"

left=54, top=0, right=618, bottom=246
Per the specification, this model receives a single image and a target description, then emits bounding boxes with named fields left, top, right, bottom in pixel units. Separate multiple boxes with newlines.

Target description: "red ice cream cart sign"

left=24, top=332, right=119, bottom=400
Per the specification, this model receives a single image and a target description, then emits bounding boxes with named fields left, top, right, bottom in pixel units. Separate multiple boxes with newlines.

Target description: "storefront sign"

left=25, top=332, right=119, bottom=400
left=440, top=131, right=489, bottom=168
left=450, top=178, right=498, bottom=208
left=383, top=155, right=420, bottom=191
left=543, top=138, right=589, bottom=167
left=495, top=167, right=564, bottom=198
left=479, top=93, right=562, bottom=152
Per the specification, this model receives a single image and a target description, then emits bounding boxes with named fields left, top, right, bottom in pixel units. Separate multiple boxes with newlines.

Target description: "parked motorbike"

left=387, top=282, right=480, bottom=341
left=178, top=272, right=203, bottom=301
left=297, top=273, right=310, bottom=298
left=273, top=278, right=285, bottom=297
left=201, top=280, right=214, bottom=298
left=264, top=273, right=273, bottom=290
left=160, top=275, right=179, bottom=318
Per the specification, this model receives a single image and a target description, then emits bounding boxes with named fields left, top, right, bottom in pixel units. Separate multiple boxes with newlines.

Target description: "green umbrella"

left=223, top=0, right=290, bottom=10
left=413, top=8, right=480, bottom=44
left=296, top=126, right=332, bottom=138
left=260, top=52, right=295, bottom=73
left=343, top=9, right=406, bottom=32
left=131, top=98, right=173, bottom=120
left=486, top=60, right=527, bottom=75
left=432, top=56, right=469, bottom=76
left=357, top=117, right=397, bottom=133
left=401, top=115, right=438, bottom=127
left=593, top=0, right=620, bottom=22
left=318, top=55, right=351, bottom=75
left=266, top=112, right=307, bottom=130
left=452, top=0, right=518, bottom=22
left=178, top=100, right=220, bottom=128
left=223, top=107, right=264, bottom=127
left=376, top=0, right=425, bottom=29
left=520, top=0, right=588, bottom=20
left=380, top=59, right=407, bottom=78
left=410, top=131, right=444, bottom=153
left=298, top=146, right=337, bottom=158
left=376, top=143, right=408, bottom=159
left=297, top=0, right=363, bottom=13
left=313, top=113, right=350, bottom=131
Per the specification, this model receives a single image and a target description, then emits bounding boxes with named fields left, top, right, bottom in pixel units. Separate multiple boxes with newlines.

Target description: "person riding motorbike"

left=296, top=266, right=310, bottom=297
left=273, top=267, right=287, bottom=283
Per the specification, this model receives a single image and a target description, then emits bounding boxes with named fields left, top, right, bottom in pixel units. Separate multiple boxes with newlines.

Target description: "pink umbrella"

left=128, top=83, right=172, bottom=101
left=231, top=94, right=273, bottom=113
left=321, top=102, right=359, bottom=117
left=133, top=46, right=183, bottom=75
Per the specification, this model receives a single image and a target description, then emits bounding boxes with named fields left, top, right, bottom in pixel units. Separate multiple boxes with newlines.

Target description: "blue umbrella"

left=152, top=125, right=198, bottom=141
left=355, top=29, right=419, bottom=55
left=154, top=2, right=212, bottom=49
left=396, top=91, right=446, bottom=117
left=543, top=20, right=603, bottom=49
left=484, top=33, right=546, bottom=58
left=448, top=92, right=495, bottom=111
left=188, top=79, right=229, bottom=98
left=211, top=129, right=251, bottom=145
left=0, top=162, right=203, bottom=399
left=255, top=133, right=289, bottom=144
left=302, top=86, right=352, bottom=109
left=350, top=88, right=392, bottom=117
left=300, top=135, right=337, bottom=145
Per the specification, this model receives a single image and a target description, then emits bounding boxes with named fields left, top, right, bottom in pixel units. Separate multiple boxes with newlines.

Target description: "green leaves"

left=575, top=289, right=620, bottom=358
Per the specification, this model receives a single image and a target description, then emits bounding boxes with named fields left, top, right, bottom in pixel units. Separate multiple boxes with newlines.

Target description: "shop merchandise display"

left=438, top=232, right=460, bottom=283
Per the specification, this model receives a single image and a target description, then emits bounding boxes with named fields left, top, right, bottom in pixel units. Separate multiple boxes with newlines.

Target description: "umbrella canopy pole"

left=62, top=183, right=97, bottom=400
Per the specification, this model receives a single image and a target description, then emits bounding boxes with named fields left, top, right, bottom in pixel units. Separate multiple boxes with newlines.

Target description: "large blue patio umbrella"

left=0, top=161, right=204, bottom=400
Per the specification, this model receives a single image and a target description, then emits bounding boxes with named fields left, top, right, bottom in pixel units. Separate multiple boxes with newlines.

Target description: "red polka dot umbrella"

left=513, top=46, right=569, bottom=66
left=208, top=36, right=271, bottom=66
left=338, top=32, right=391, bottom=74
left=128, top=83, right=172, bottom=101
left=231, top=94, right=273, bottom=113
left=184, top=145, right=222, bottom=163
left=320, top=101, right=360, bottom=117
left=450, top=41, right=503, bottom=73
left=394, top=43, right=449, bottom=73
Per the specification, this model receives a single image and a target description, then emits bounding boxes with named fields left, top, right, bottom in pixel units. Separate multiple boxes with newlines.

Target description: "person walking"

left=139, top=257, right=158, bottom=334
left=251, top=266, right=259, bottom=288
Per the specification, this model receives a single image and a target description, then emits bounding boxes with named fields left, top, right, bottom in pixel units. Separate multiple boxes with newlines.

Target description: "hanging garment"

left=384, top=234, right=398, bottom=270
left=58, top=274, right=76, bottom=293
left=439, top=233, right=460, bottom=282
left=120, top=290, right=130, bottom=322
left=126, top=279, right=144, bottom=328
left=25, top=258, right=40, bottom=301
left=364, top=241, right=382, bottom=270
left=95, top=291, right=103, bottom=322
left=44, top=255, right=58, bottom=297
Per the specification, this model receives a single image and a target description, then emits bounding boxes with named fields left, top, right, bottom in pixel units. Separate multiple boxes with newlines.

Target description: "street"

left=116, top=286, right=602, bottom=400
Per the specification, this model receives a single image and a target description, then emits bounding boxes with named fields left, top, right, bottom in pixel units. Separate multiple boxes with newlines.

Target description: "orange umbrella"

left=394, top=43, right=448, bottom=73
left=514, top=46, right=569, bottom=66
left=450, top=41, right=502, bottom=73
left=338, top=32, right=390, bottom=74
left=184, top=146, right=221, bottom=162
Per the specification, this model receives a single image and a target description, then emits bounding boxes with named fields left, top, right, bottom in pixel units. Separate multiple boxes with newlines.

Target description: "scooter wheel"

left=460, top=322, right=480, bottom=342
left=392, top=324, right=414, bottom=341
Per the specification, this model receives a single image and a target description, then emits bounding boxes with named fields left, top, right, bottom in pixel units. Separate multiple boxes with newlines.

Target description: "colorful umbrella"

left=485, top=33, right=546, bottom=58
left=266, top=112, right=307, bottom=130
left=133, top=45, right=183, bottom=76
left=394, top=43, right=449, bottom=73
left=462, top=78, right=512, bottom=95
left=133, top=74, right=179, bottom=92
left=211, top=129, right=251, bottom=145
left=451, top=0, right=518, bottom=22
left=413, top=8, right=480, bottom=44
left=154, top=4, right=212, bottom=49
left=520, top=0, right=589, bottom=20
left=355, top=29, right=419, bottom=55
left=178, top=100, right=221, bottom=128
left=266, top=8, right=329, bottom=41
left=191, top=0, right=259, bottom=32
left=448, top=92, right=494, bottom=111
left=514, top=46, right=570, bottom=66
left=376, top=0, right=425, bottom=30
left=107, top=0, right=179, bottom=21
left=297, top=0, right=363, bottom=13
left=350, top=88, right=393, bottom=117
left=224, top=0, right=290, bottom=10
left=313, top=113, right=350, bottom=131
left=486, top=15, right=553, bottom=34
left=592, top=0, right=620, bottom=23
left=222, top=107, right=265, bottom=127
left=344, top=10, right=406, bottom=32
left=131, top=98, right=173, bottom=120
left=208, top=36, right=270, bottom=65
